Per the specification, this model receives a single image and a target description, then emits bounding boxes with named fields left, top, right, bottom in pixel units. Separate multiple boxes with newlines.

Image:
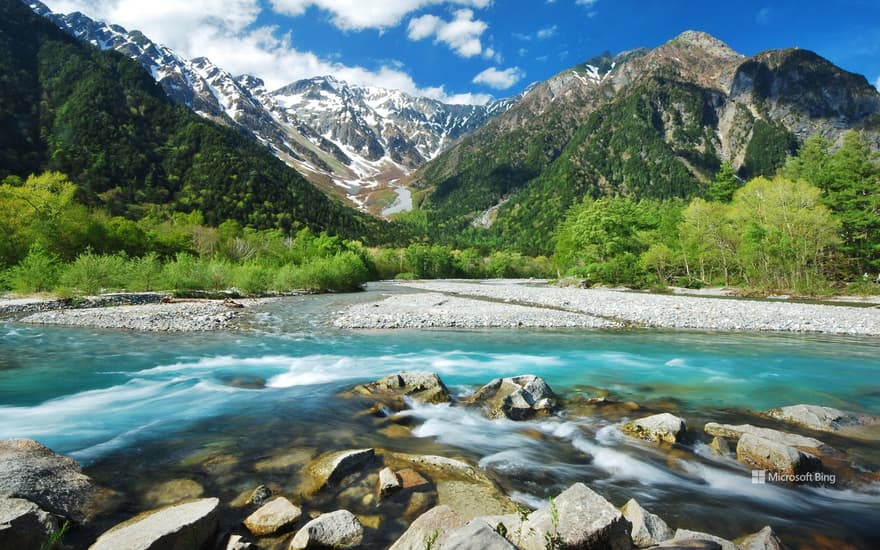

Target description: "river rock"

left=464, top=375, right=557, bottom=420
left=763, top=404, right=880, bottom=439
left=708, top=437, right=732, bottom=457
left=668, top=529, right=736, bottom=550
left=440, top=519, right=518, bottom=549
left=0, top=497, right=59, bottom=550
left=142, top=479, right=204, bottom=507
left=379, top=467, right=401, bottom=496
left=703, top=423, right=824, bottom=453
left=435, top=480, right=516, bottom=521
left=305, top=449, right=375, bottom=493
left=736, top=433, right=822, bottom=477
left=516, top=482, right=632, bottom=550
left=654, top=539, right=723, bottom=549
left=89, top=497, right=219, bottom=550
left=289, top=510, right=363, bottom=549
left=622, top=413, right=687, bottom=444
left=226, top=534, right=255, bottom=549
left=735, top=525, right=784, bottom=550
left=243, top=496, right=302, bottom=536
left=397, top=468, right=430, bottom=491
left=388, top=505, right=465, bottom=550
left=0, top=439, right=104, bottom=523
left=621, top=498, right=672, bottom=547
left=352, top=372, right=451, bottom=407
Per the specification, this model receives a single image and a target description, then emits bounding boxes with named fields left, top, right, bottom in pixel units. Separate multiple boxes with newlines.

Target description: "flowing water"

left=1, top=285, right=879, bottom=548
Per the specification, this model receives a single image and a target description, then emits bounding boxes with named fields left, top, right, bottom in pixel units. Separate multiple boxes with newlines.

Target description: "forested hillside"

left=0, top=0, right=383, bottom=240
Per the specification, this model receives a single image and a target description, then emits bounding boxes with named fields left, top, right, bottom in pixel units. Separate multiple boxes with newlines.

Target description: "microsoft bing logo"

left=751, top=470, right=766, bottom=484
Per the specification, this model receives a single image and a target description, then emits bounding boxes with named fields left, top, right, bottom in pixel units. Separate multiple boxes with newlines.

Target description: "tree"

left=708, top=160, right=741, bottom=202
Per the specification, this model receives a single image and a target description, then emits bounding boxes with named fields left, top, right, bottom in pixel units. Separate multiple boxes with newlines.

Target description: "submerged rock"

left=89, top=497, right=219, bottom=550
left=289, top=509, right=363, bottom=549
left=388, top=505, right=465, bottom=550
left=736, top=433, right=822, bottom=477
left=351, top=372, right=451, bottom=409
left=0, top=439, right=107, bottom=523
left=0, top=497, right=59, bottom=550
left=243, top=496, right=302, bottom=537
left=516, top=482, right=632, bottom=550
left=621, top=498, right=673, bottom=547
left=305, top=449, right=375, bottom=494
left=622, top=413, right=687, bottom=444
left=763, top=404, right=880, bottom=439
left=464, top=375, right=557, bottom=420
left=735, top=525, right=784, bottom=550
left=226, top=534, right=255, bottom=549
left=668, top=528, right=736, bottom=550
left=708, top=437, right=732, bottom=457
left=142, top=479, right=204, bottom=508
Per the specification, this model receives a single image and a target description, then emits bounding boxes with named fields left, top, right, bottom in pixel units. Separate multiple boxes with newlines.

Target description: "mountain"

left=411, top=30, right=880, bottom=253
left=1, top=0, right=386, bottom=241
left=28, top=1, right=514, bottom=214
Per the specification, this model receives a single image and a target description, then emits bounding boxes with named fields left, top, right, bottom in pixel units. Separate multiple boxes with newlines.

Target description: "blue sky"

left=44, top=0, right=880, bottom=104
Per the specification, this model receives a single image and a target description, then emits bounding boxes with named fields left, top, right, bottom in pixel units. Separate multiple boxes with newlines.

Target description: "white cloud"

left=270, top=0, right=491, bottom=31
left=472, top=66, right=524, bottom=89
left=41, top=0, right=490, bottom=104
left=576, top=0, right=598, bottom=5
left=875, top=75, right=880, bottom=91
left=756, top=6, right=773, bottom=26
left=536, top=25, right=557, bottom=40
left=408, top=9, right=488, bottom=58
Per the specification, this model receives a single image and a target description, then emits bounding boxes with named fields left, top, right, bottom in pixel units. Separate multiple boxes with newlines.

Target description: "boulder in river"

left=736, top=433, right=822, bottom=477
left=0, top=439, right=108, bottom=523
left=464, top=375, right=557, bottom=420
left=389, top=505, right=465, bottom=550
left=378, top=467, right=401, bottom=496
left=621, top=498, right=673, bottom=547
left=351, top=372, right=451, bottom=409
left=734, top=525, right=784, bottom=550
left=89, top=497, right=219, bottom=550
left=243, top=496, right=302, bottom=536
left=304, top=449, right=375, bottom=494
left=763, top=404, right=880, bottom=440
left=289, top=509, right=363, bottom=549
left=703, top=423, right=825, bottom=454
left=515, top=482, right=632, bottom=550
left=667, top=528, right=736, bottom=550
left=622, top=413, right=687, bottom=444
left=0, top=497, right=59, bottom=550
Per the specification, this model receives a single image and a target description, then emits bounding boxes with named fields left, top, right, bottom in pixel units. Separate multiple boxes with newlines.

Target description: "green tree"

left=708, top=160, right=741, bottom=202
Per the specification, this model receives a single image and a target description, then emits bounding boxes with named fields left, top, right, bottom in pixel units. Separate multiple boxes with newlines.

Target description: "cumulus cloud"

left=407, top=9, right=488, bottom=57
left=270, top=0, right=491, bottom=30
left=875, top=75, right=880, bottom=91
left=472, top=66, right=525, bottom=89
left=41, top=0, right=490, bottom=104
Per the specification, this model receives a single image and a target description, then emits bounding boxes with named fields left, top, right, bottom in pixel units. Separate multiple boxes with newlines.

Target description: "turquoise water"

left=1, top=289, right=879, bottom=547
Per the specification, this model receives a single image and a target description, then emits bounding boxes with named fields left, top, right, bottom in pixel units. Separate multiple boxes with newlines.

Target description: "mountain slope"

left=412, top=31, right=880, bottom=253
left=1, top=0, right=385, bottom=240
left=29, top=1, right=513, bottom=213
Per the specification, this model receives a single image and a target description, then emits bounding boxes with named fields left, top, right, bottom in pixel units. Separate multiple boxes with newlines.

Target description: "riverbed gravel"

left=335, top=280, right=880, bottom=335
left=19, top=301, right=241, bottom=332
left=333, top=292, right=619, bottom=329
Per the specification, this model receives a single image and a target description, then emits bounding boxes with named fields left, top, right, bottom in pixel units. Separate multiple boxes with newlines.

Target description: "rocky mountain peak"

left=670, top=30, right=742, bottom=59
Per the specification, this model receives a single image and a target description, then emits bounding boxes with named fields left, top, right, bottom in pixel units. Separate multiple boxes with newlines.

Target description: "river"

left=1, top=287, right=878, bottom=548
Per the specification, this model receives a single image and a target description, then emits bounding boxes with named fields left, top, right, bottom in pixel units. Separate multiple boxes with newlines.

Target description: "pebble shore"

left=335, top=280, right=880, bottom=335
left=18, top=301, right=241, bottom=332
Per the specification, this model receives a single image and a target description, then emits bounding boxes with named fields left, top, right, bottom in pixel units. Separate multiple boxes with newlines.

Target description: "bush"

left=274, top=252, right=371, bottom=292
left=58, top=251, right=129, bottom=294
left=1, top=244, right=60, bottom=293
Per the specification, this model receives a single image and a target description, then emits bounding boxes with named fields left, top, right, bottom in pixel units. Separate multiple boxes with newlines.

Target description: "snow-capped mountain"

left=28, top=1, right=514, bottom=213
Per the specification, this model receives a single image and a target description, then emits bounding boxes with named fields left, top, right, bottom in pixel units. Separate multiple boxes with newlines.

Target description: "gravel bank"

left=19, top=301, right=242, bottom=332
left=334, top=292, right=619, bottom=329
left=335, top=280, right=880, bottom=335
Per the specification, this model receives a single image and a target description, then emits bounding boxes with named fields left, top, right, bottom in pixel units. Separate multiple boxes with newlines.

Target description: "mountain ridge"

left=27, top=0, right=515, bottom=214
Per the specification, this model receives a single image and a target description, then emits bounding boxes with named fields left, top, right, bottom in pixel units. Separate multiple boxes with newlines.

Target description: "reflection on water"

left=1, top=289, right=879, bottom=548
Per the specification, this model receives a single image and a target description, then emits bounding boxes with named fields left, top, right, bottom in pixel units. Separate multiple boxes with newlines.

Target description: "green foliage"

left=784, top=131, right=880, bottom=276
left=555, top=197, right=682, bottom=286
left=39, top=520, right=70, bottom=550
left=1, top=244, right=60, bottom=293
left=0, top=1, right=385, bottom=243
left=708, top=160, right=741, bottom=202
left=742, top=119, right=798, bottom=179
left=58, top=250, right=130, bottom=294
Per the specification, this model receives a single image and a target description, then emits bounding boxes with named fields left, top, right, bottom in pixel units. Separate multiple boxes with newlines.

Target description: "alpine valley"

left=29, top=0, right=518, bottom=214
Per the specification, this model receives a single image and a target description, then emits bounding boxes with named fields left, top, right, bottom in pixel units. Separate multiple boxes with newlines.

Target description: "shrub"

left=2, top=244, right=60, bottom=293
